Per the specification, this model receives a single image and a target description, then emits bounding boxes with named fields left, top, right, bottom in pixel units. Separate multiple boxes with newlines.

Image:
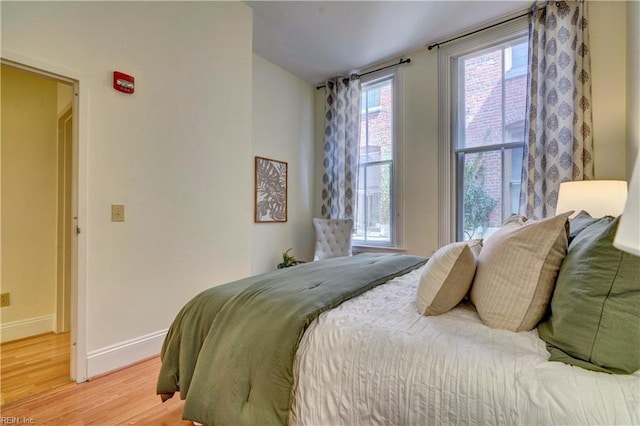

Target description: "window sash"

left=455, top=36, right=528, bottom=151
left=353, top=71, right=399, bottom=247
left=454, top=141, right=522, bottom=155
left=452, top=36, right=527, bottom=240
left=455, top=146, right=523, bottom=241
left=356, top=161, right=393, bottom=244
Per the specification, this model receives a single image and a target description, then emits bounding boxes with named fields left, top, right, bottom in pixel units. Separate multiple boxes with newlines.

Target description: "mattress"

left=291, top=265, right=640, bottom=425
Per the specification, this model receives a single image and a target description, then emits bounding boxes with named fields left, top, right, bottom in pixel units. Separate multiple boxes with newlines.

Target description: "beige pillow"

left=469, top=212, right=571, bottom=332
left=417, top=240, right=482, bottom=316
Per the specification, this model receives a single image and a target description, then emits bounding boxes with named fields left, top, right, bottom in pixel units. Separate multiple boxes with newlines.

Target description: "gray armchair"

left=312, top=218, right=353, bottom=261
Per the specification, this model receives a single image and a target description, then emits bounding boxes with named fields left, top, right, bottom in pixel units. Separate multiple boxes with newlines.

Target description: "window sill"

left=352, top=245, right=407, bottom=255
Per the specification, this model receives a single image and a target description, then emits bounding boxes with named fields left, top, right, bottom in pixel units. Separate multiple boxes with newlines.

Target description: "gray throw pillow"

left=568, top=210, right=599, bottom=243
left=537, top=216, right=640, bottom=374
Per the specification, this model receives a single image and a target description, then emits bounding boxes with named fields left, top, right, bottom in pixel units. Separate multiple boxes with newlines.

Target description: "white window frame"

left=353, top=68, right=403, bottom=249
left=437, top=15, right=528, bottom=246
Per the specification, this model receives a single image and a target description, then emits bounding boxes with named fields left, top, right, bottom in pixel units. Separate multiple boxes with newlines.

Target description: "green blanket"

left=157, top=253, right=426, bottom=425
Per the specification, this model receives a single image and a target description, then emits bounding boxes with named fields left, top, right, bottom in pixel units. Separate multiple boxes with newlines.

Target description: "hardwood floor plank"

left=1, top=332, right=72, bottom=406
left=2, top=333, right=191, bottom=424
left=2, top=356, right=192, bottom=425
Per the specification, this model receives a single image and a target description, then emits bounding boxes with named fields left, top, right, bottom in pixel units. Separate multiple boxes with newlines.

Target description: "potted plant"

left=277, top=248, right=305, bottom=269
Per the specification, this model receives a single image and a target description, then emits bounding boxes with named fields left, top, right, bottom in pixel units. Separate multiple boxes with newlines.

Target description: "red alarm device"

left=113, top=71, right=134, bottom=94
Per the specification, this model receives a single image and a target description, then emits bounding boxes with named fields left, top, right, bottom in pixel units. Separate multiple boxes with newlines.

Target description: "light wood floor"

left=1, top=334, right=192, bottom=425
left=1, top=332, right=72, bottom=406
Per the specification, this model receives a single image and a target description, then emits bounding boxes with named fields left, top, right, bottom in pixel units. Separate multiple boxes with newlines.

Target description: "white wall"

left=315, top=3, right=631, bottom=258
left=1, top=1, right=253, bottom=377
left=590, top=1, right=627, bottom=179
left=627, top=1, right=640, bottom=177
left=399, top=53, right=441, bottom=257
left=252, top=54, right=315, bottom=274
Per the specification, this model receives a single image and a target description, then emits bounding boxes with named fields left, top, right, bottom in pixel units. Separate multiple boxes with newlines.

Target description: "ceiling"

left=246, top=1, right=531, bottom=85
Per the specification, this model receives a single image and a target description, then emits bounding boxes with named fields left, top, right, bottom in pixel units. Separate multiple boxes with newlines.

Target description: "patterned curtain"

left=321, top=76, right=361, bottom=219
left=520, top=0, right=595, bottom=219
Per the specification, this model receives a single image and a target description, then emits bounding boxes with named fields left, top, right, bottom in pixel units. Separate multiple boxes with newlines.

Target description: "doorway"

left=0, top=62, right=78, bottom=405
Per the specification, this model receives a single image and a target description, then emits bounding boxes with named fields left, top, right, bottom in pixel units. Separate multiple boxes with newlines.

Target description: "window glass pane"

left=507, top=147, right=523, bottom=216
left=361, top=88, right=380, bottom=110
left=505, top=121, right=525, bottom=143
left=354, top=163, right=392, bottom=243
left=359, top=144, right=381, bottom=162
left=504, top=46, right=528, bottom=140
left=459, top=38, right=528, bottom=149
left=360, top=79, right=393, bottom=162
left=462, top=151, right=500, bottom=240
left=505, top=41, right=528, bottom=78
left=461, top=147, right=524, bottom=241
left=461, top=48, right=504, bottom=149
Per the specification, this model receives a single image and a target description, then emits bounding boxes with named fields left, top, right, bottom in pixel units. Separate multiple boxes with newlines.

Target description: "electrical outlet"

left=1, top=293, right=10, bottom=307
left=111, top=204, right=125, bottom=222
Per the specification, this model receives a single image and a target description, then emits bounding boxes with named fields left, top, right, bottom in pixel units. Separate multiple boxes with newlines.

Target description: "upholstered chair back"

left=312, top=218, right=354, bottom=261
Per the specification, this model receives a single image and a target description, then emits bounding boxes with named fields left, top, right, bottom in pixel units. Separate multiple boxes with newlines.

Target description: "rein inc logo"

left=1, top=417, right=35, bottom=424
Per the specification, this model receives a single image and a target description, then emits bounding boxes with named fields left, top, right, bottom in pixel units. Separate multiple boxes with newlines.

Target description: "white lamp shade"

left=556, top=180, right=627, bottom=218
left=614, top=153, right=640, bottom=256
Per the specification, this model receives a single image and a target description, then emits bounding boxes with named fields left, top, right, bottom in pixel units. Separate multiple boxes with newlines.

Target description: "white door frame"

left=1, top=52, right=89, bottom=383
left=56, top=106, right=73, bottom=334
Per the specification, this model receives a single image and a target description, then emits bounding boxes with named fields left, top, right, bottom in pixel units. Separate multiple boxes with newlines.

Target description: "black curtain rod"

left=316, top=58, right=411, bottom=90
left=427, top=9, right=531, bottom=51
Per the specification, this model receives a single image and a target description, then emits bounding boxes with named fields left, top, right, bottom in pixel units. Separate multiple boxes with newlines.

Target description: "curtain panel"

left=321, top=76, right=361, bottom=219
left=520, top=0, right=595, bottom=219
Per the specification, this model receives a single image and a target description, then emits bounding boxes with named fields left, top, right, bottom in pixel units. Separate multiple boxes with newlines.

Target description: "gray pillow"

left=537, top=216, right=640, bottom=374
left=568, top=210, right=599, bottom=242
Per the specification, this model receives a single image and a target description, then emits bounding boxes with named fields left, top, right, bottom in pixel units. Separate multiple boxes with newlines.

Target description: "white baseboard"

left=86, top=329, right=168, bottom=378
left=1, top=314, right=55, bottom=343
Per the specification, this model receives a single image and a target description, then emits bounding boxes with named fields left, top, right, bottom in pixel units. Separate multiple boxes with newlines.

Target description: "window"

left=353, top=74, right=398, bottom=246
left=361, top=87, right=381, bottom=112
left=505, top=42, right=528, bottom=79
left=438, top=16, right=529, bottom=245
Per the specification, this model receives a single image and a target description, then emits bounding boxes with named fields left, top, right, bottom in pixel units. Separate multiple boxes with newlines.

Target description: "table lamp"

left=614, top=153, right=640, bottom=256
left=556, top=180, right=627, bottom=218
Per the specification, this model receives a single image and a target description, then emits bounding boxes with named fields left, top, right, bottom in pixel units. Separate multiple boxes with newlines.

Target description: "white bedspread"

left=291, top=265, right=640, bottom=425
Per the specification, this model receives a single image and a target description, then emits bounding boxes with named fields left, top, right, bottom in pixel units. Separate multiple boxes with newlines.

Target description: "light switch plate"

left=112, top=204, right=125, bottom=222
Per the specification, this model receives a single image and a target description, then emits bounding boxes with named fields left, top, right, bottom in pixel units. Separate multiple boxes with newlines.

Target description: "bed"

left=291, top=265, right=640, bottom=425
left=157, top=212, right=640, bottom=425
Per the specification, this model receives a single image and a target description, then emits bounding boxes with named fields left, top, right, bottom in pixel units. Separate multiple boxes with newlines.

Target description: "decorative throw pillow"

left=537, top=216, right=640, bottom=374
left=568, top=210, right=599, bottom=242
left=417, top=240, right=482, bottom=316
left=469, top=212, right=571, bottom=332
